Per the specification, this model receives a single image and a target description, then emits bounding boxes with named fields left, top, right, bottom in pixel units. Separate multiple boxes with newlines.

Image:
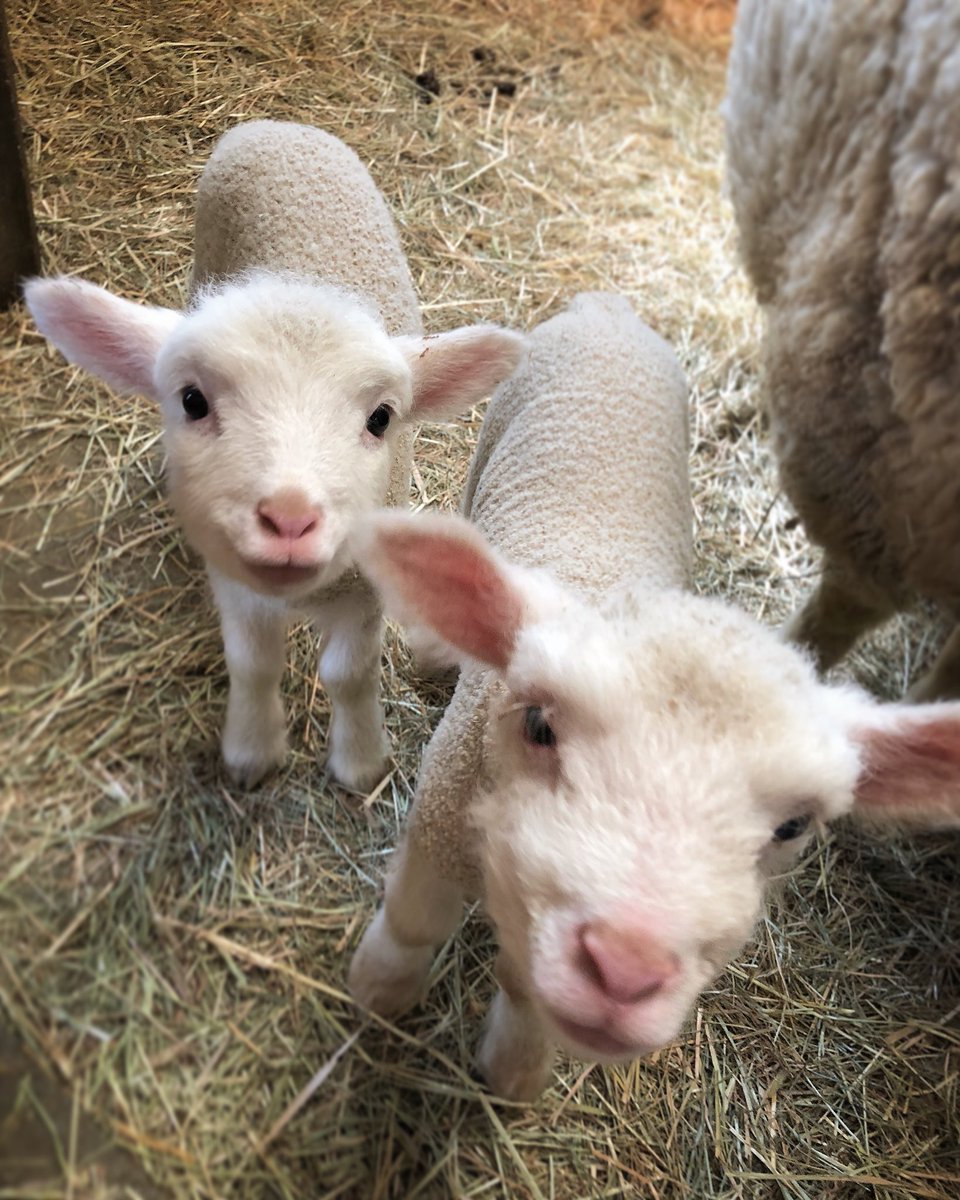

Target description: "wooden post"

left=0, top=0, right=40, bottom=308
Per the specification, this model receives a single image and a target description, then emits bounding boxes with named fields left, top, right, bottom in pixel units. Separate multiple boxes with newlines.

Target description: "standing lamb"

left=724, top=0, right=960, bottom=698
left=348, top=292, right=960, bottom=1103
left=24, top=120, right=525, bottom=790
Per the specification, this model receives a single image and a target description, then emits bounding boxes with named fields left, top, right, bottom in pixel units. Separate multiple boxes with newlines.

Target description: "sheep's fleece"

left=194, top=120, right=422, bottom=336
left=724, top=0, right=960, bottom=690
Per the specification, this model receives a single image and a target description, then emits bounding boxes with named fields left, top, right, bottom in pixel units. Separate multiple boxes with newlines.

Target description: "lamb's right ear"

left=351, top=510, right=527, bottom=670
left=24, top=276, right=182, bottom=398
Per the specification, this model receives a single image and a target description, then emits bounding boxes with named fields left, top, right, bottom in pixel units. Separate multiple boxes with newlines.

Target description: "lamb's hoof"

left=221, top=699, right=288, bottom=788
left=348, top=909, right=432, bottom=1017
left=475, top=1040, right=552, bottom=1103
left=223, top=738, right=287, bottom=789
left=328, top=745, right=391, bottom=795
left=475, top=993, right=553, bottom=1103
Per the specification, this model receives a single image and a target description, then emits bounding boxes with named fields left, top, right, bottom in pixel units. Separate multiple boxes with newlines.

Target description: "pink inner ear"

left=379, top=525, right=524, bottom=669
left=26, top=278, right=178, bottom=397
left=413, top=338, right=484, bottom=414
left=855, top=715, right=960, bottom=812
left=404, top=326, right=525, bottom=420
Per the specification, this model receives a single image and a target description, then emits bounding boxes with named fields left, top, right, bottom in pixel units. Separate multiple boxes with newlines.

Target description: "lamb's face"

left=475, top=591, right=861, bottom=1063
left=26, top=276, right=526, bottom=604
left=156, top=279, right=411, bottom=598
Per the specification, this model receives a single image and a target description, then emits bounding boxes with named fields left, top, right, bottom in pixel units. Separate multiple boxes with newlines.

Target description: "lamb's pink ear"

left=351, top=510, right=526, bottom=670
left=396, top=325, right=527, bottom=421
left=24, top=276, right=181, bottom=398
left=851, top=702, right=960, bottom=826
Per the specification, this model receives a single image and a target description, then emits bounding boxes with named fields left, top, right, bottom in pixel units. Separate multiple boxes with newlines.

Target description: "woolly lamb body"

left=348, top=292, right=960, bottom=1102
left=26, top=120, right=524, bottom=790
left=725, top=0, right=960, bottom=696
left=193, top=121, right=422, bottom=339
left=409, top=292, right=694, bottom=890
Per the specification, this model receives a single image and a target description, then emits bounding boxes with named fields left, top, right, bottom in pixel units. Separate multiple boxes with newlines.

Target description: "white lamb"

left=348, top=292, right=960, bottom=1102
left=24, top=120, right=525, bottom=791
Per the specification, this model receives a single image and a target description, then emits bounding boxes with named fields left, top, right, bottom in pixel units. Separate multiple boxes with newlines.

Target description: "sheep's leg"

left=349, top=836, right=463, bottom=1015
left=212, top=572, right=289, bottom=787
left=907, top=625, right=960, bottom=702
left=318, top=603, right=390, bottom=792
left=476, top=949, right=554, bottom=1102
left=783, top=556, right=895, bottom=672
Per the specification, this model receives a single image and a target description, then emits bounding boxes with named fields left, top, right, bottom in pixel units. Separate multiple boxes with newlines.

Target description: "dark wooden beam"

left=0, top=0, right=40, bottom=308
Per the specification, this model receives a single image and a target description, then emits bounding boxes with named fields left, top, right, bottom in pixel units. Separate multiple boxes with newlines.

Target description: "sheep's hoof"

left=475, top=1053, right=552, bottom=1103
left=475, top=992, right=553, bottom=1103
left=348, top=909, right=432, bottom=1017
left=475, top=1041, right=551, bottom=1103
left=327, top=743, right=391, bottom=795
left=222, top=734, right=287, bottom=789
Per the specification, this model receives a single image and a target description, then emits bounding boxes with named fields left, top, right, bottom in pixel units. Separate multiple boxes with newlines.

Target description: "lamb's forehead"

left=513, top=589, right=827, bottom=733
left=505, top=590, right=860, bottom=815
left=169, top=275, right=408, bottom=386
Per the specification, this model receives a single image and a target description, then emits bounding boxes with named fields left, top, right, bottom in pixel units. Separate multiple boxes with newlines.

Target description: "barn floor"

left=1, top=1, right=957, bottom=1197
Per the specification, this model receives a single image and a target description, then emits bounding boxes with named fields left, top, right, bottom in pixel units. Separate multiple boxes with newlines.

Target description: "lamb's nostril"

left=257, top=508, right=282, bottom=538
left=256, top=490, right=321, bottom=542
left=577, top=922, right=679, bottom=1006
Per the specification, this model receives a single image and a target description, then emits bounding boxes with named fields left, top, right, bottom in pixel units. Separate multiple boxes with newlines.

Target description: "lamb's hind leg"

left=349, top=836, right=463, bottom=1017
left=907, top=625, right=960, bottom=702
left=783, top=554, right=896, bottom=672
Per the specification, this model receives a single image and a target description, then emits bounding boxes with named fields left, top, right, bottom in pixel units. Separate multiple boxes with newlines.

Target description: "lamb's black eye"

left=366, top=404, right=392, bottom=438
left=181, top=386, right=209, bottom=420
left=523, top=705, right=556, bottom=748
left=772, top=814, right=811, bottom=842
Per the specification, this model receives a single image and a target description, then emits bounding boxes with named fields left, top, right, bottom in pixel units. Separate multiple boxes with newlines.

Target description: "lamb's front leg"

left=349, top=835, right=463, bottom=1016
left=318, top=600, right=390, bottom=791
left=477, top=949, right=555, bottom=1102
left=212, top=571, right=289, bottom=787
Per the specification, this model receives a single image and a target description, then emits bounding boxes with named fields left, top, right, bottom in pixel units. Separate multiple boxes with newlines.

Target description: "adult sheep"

left=724, top=0, right=960, bottom=698
left=25, top=120, right=525, bottom=790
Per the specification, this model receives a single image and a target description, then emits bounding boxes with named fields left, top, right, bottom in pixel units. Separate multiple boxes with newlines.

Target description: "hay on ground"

left=1, top=0, right=957, bottom=1196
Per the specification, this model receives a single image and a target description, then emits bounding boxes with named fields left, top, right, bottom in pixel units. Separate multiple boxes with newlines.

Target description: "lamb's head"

left=355, top=510, right=960, bottom=1065
left=25, top=274, right=525, bottom=597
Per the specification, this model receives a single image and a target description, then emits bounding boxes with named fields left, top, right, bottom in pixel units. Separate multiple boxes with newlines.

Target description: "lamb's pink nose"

left=256, top=489, right=321, bottom=542
left=577, top=922, right=680, bottom=1005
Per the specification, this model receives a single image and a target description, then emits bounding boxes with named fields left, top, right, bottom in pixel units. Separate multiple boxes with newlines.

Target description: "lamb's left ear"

left=395, top=325, right=527, bottom=421
left=850, top=701, right=960, bottom=826
left=24, top=276, right=182, bottom=398
left=350, top=510, right=529, bottom=670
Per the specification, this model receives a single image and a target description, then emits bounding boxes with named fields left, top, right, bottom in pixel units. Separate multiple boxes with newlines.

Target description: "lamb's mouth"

left=549, top=1014, right=643, bottom=1059
left=241, top=558, right=322, bottom=588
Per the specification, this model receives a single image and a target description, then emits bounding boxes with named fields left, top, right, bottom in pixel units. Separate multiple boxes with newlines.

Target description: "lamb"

left=24, top=119, right=525, bottom=790
left=723, top=0, right=960, bottom=699
left=347, top=291, right=960, bottom=1102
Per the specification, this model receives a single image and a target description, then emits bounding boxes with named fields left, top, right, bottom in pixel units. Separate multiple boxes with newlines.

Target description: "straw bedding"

left=1, top=0, right=957, bottom=1196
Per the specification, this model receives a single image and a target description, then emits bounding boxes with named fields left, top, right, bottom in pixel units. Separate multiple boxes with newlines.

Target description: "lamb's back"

left=192, top=120, right=422, bottom=338
left=462, top=292, right=692, bottom=603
